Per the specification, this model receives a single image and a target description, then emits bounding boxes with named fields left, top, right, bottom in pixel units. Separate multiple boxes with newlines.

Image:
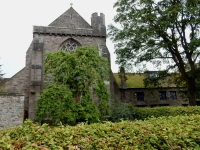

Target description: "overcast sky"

left=0, top=0, right=119, bottom=78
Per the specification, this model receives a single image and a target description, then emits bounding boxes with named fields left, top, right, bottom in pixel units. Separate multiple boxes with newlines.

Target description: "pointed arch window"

left=60, top=39, right=81, bottom=52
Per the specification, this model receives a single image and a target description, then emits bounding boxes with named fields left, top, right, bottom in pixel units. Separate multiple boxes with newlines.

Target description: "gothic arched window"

left=60, top=39, right=81, bottom=52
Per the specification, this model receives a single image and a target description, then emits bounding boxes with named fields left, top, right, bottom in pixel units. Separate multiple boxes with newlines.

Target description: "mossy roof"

left=113, top=73, right=179, bottom=88
left=113, top=73, right=145, bottom=88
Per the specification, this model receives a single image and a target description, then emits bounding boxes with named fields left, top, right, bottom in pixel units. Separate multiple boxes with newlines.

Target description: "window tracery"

left=60, top=39, right=80, bottom=52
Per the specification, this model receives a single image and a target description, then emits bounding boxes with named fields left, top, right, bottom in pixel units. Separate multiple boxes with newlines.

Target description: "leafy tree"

left=36, top=46, right=110, bottom=124
left=0, top=64, right=4, bottom=79
left=108, top=0, right=200, bottom=105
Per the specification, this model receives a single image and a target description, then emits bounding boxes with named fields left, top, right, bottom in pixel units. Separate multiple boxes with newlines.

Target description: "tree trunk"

left=187, top=89, right=196, bottom=106
left=186, top=78, right=196, bottom=106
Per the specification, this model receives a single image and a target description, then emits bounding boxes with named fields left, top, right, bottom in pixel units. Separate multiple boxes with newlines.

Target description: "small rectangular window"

left=196, top=101, right=200, bottom=106
left=196, top=91, right=200, bottom=99
left=159, top=91, right=166, bottom=100
left=136, top=92, right=144, bottom=101
left=170, top=91, right=177, bottom=100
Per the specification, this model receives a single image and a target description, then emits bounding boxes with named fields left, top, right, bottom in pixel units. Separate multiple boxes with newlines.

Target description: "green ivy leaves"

left=36, top=46, right=110, bottom=125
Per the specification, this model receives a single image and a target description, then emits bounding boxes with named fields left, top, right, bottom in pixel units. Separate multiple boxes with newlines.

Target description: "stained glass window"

left=60, top=39, right=80, bottom=52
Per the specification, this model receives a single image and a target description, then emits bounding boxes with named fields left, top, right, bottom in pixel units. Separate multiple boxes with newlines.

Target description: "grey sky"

left=0, top=0, right=119, bottom=77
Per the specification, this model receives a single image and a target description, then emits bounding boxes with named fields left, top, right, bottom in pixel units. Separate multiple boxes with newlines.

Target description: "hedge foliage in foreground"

left=135, top=106, right=200, bottom=120
left=0, top=115, right=200, bottom=149
left=110, top=103, right=200, bottom=122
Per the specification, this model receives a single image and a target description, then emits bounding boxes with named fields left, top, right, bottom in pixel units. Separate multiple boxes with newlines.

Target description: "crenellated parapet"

left=91, top=12, right=106, bottom=35
left=91, top=13, right=105, bottom=27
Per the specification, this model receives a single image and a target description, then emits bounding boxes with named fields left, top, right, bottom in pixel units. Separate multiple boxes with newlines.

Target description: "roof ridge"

left=48, top=7, right=91, bottom=29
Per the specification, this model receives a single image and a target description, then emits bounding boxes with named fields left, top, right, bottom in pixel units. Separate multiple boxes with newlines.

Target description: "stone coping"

left=33, top=26, right=106, bottom=37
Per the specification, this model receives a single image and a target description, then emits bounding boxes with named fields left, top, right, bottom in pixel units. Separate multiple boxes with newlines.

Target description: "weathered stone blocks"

left=0, top=95, right=24, bottom=128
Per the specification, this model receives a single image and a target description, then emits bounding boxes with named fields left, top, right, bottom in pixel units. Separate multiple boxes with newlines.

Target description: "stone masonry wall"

left=14, top=7, right=111, bottom=121
left=26, top=33, right=110, bottom=120
left=0, top=95, right=24, bottom=128
left=120, top=88, right=189, bottom=107
left=0, top=68, right=26, bottom=94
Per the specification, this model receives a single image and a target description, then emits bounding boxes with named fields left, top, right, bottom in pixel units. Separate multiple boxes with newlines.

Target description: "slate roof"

left=49, top=7, right=91, bottom=29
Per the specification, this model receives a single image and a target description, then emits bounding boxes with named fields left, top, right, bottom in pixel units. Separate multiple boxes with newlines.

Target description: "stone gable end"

left=49, top=7, right=91, bottom=29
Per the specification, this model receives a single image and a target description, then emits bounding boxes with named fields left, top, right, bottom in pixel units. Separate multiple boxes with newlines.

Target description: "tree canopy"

left=36, top=46, right=110, bottom=124
left=108, top=0, right=200, bottom=105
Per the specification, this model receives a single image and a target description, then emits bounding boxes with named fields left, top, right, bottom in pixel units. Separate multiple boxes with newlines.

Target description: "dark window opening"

left=170, top=91, right=177, bottom=100
left=159, top=104, right=169, bottom=106
left=196, top=101, right=200, bottom=106
left=136, top=92, right=144, bottom=101
left=135, top=105, right=146, bottom=107
left=24, top=110, right=28, bottom=122
left=196, top=91, right=200, bottom=99
left=150, top=104, right=158, bottom=108
left=159, top=91, right=166, bottom=100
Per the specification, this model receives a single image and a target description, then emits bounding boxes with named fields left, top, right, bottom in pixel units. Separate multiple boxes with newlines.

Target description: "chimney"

left=119, top=67, right=127, bottom=89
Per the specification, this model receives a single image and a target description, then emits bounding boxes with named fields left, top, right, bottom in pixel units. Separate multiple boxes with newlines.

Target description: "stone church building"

left=0, top=6, right=113, bottom=121
left=0, top=6, right=190, bottom=124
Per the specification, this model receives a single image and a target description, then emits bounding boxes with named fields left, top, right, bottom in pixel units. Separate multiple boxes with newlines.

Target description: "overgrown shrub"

left=135, top=106, right=200, bottom=120
left=0, top=115, right=200, bottom=149
left=110, top=101, right=138, bottom=122
left=36, top=83, right=100, bottom=125
left=36, top=46, right=109, bottom=125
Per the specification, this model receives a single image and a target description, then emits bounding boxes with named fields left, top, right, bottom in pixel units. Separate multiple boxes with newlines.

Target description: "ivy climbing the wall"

left=36, top=46, right=110, bottom=125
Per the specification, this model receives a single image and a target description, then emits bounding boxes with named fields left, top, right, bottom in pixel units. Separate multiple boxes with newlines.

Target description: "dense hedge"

left=0, top=115, right=200, bottom=149
left=110, top=103, right=200, bottom=121
left=110, top=102, right=137, bottom=122
left=135, top=106, right=200, bottom=120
